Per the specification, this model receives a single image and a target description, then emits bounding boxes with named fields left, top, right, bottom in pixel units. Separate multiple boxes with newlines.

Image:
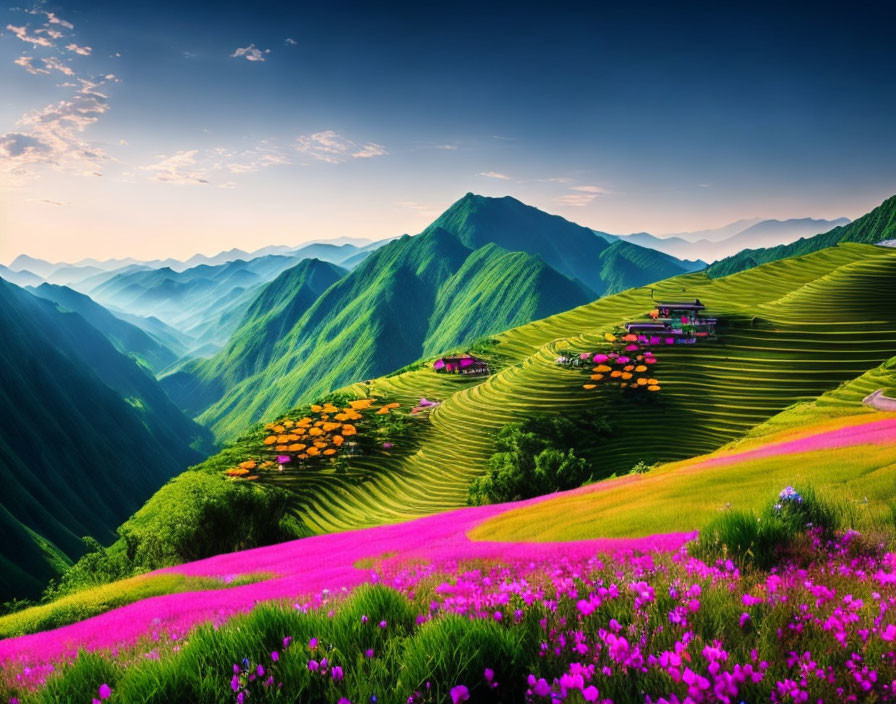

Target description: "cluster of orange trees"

left=223, top=398, right=402, bottom=480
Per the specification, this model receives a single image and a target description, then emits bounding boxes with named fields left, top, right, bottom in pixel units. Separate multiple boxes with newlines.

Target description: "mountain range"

left=600, top=217, right=851, bottom=262
left=707, top=194, right=896, bottom=277
left=160, top=193, right=698, bottom=440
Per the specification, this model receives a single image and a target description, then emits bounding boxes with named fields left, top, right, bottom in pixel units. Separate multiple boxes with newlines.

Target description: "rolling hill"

left=707, top=194, right=896, bottom=277
left=163, top=194, right=696, bottom=441
left=0, top=279, right=214, bottom=599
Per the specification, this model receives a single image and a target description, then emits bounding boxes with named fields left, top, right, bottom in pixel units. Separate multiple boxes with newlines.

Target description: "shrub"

left=694, top=485, right=844, bottom=569
left=468, top=414, right=610, bottom=504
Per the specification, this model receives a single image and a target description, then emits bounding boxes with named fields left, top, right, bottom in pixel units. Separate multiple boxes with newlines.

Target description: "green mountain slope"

left=0, top=279, right=213, bottom=599
left=429, top=193, right=612, bottom=292
left=707, top=194, right=896, bottom=277
left=29, top=283, right=178, bottom=373
left=166, top=194, right=694, bottom=441
left=596, top=240, right=695, bottom=295
left=161, top=259, right=347, bottom=418
left=421, top=243, right=594, bottom=356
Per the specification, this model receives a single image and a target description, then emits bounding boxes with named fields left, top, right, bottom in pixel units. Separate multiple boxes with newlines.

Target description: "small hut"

left=433, top=355, right=490, bottom=375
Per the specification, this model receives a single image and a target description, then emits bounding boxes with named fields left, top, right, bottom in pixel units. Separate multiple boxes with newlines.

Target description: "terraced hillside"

left=190, top=242, right=896, bottom=536
left=472, top=362, right=896, bottom=543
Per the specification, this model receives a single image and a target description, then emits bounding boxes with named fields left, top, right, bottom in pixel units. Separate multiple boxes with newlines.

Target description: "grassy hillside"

left=170, top=194, right=695, bottom=441
left=0, top=280, right=214, bottom=600
left=707, top=193, right=896, bottom=277
left=421, top=243, right=593, bottom=356
left=118, top=242, right=896, bottom=555
left=472, top=364, right=896, bottom=543
left=596, top=239, right=693, bottom=294
left=29, top=283, right=178, bottom=373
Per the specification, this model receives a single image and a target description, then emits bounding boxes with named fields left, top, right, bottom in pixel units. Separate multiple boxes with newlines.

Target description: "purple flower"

left=365, top=648, right=375, bottom=658
left=271, top=650, right=279, bottom=661
left=231, top=675, right=240, bottom=692
left=332, top=665, right=344, bottom=680
left=257, top=664, right=265, bottom=677
left=283, top=636, right=292, bottom=649
left=379, top=620, right=387, bottom=628
left=309, top=637, right=318, bottom=649
left=98, top=684, right=112, bottom=700
left=308, top=659, right=319, bottom=672
left=450, top=684, right=470, bottom=703
left=484, top=667, right=494, bottom=682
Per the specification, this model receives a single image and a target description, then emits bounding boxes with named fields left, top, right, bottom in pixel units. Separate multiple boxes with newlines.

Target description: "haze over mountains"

left=708, top=194, right=896, bottom=277
left=600, top=217, right=851, bottom=262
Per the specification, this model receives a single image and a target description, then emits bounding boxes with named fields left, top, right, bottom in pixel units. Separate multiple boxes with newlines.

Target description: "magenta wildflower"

left=332, top=665, right=344, bottom=680
left=449, top=684, right=470, bottom=703
left=271, top=650, right=279, bottom=662
left=98, top=683, right=112, bottom=700
left=308, top=659, right=319, bottom=672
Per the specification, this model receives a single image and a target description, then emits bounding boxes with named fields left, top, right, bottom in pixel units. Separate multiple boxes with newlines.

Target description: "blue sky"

left=2, top=0, right=895, bottom=262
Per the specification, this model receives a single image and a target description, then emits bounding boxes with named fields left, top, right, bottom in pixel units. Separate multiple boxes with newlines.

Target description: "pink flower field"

left=0, top=488, right=693, bottom=670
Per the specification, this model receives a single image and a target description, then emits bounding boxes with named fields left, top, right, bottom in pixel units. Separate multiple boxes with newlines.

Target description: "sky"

left=1, top=0, right=895, bottom=263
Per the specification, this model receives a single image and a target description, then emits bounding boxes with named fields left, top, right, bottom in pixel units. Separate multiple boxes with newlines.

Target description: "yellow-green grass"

left=471, top=411, right=896, bottom=542
left=250, top=243, right=896, bottom=535
left=0, top=572, right=271, bottom=639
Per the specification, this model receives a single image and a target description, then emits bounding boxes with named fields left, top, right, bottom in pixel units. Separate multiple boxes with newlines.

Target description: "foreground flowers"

left=4, top=526, right=896, bottom=703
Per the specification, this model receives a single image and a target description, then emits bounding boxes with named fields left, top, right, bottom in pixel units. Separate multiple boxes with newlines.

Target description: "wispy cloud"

left=284, top=37, right=297, bottom=46
left=230, top=43, right=270, bottom=62
left=434, top=143, right=458, bottom=150
left=14, top=55, right=47, bottom=74
left=26, top=196, right=66, bottom=206
left=30, top=10, right=74, bottom=31
left=571, top=185, right=607, bottom=194
left=141, top=149, right=210, bottom=185
left=545, top=176, right=573, bottom=183
left=294, top=130, right=388, bottom=164
left=6, top=24, right=55, bottom=47
left=65, top=43, right=92, bottom=56
left=138, top=143, right=291, bottom=186
left=396, top=200, right=441, bottom=218
left=478, top=170, right=511, bottom=180
left=555, top=193, right=597, bottom=207
left=13, top=55, right=74, bottom=76
left=352, top=142, right=387, bottom=159
left=0, top=76, right=116, bottom=182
